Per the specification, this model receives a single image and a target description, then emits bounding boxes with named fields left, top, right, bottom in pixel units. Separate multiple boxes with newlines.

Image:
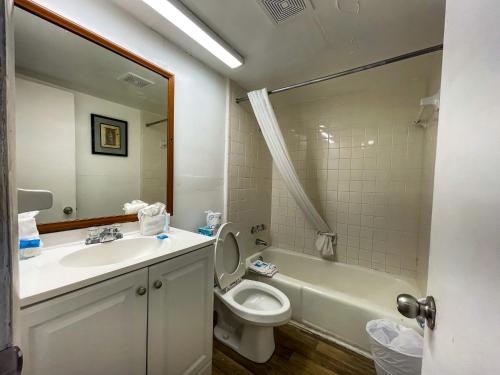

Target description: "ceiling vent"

left=260, top=0, right=308, bottom=24
left=117, top=72, right=154, bottom=88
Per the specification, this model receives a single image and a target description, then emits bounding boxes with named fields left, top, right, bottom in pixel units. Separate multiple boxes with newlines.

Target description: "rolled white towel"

left=138, top=202, right=166, bottom=218
left=123, top=200, right=148, bottom=214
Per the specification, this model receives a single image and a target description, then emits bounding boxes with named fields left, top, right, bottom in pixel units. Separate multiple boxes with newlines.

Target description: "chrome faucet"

left=255, top=238, right=268, bottom=246
left=86, top=225, right=123, bottom=245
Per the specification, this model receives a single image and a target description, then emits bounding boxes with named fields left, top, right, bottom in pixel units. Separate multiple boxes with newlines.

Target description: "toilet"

left=213, top=223, right=291, bottom=363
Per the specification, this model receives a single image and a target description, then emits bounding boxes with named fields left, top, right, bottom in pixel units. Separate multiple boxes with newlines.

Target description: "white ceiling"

left=14, top=7, right=168, bottom=114
left=112, top=0, right=445, bottom=91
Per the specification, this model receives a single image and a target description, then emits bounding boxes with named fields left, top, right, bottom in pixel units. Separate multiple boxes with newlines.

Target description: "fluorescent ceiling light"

left=142, top=0, right=243, bottom=69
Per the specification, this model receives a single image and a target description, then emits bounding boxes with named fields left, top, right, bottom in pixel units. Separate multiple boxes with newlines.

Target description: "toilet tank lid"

left=214, top=223, right=246, bottom=291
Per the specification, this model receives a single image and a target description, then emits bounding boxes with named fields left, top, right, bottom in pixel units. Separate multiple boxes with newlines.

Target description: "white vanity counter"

left=19, top=227, right=214, bottom=307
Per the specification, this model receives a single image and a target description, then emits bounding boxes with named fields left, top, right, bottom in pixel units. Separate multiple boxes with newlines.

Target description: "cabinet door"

left=20, top=269, right=148, bottom=375
left=148, top=246, right=214, bottom=375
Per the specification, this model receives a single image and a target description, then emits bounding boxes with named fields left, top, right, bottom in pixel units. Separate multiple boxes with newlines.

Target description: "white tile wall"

left=227, top=83, right=273, bottom=257
left=226, top=61, right=441, bottom=280
left=269, top=83, right=438, bottom=278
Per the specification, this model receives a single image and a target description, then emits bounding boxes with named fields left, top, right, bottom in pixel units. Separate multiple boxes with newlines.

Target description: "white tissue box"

left=139, top=214, right=166, bottom=236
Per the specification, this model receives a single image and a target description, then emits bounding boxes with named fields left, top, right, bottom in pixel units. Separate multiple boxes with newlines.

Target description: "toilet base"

left=214, top=298, right=276, bottom=363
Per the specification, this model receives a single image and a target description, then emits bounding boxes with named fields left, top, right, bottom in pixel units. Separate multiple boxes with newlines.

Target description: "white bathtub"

left=246, top=247, right=421, bottom=355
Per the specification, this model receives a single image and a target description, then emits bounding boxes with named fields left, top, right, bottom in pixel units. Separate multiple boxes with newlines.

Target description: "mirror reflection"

left=14, top=8, right=169, bottom=225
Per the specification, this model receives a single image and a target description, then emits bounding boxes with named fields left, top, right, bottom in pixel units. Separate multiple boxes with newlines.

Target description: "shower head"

left=420, top=90, right=440, bottom=109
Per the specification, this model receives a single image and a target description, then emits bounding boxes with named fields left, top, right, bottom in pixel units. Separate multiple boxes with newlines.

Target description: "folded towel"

left=138, top=202, right=167, bottom=236
left=19, top=211, right=41, bottom=243
left=315, top=233, right=335, bottom=258
left=249, top=260, right=278, bottom=277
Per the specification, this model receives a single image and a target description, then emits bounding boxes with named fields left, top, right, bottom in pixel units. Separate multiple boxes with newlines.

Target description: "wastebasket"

left=366, top=319, right=423, bottom=375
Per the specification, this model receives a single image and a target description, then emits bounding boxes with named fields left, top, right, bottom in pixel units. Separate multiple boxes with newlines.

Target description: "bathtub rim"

left=248, top=246, right=421, bottom=291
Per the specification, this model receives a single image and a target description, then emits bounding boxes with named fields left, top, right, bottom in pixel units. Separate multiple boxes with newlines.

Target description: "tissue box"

left=198, top=226, right=216, bottom=237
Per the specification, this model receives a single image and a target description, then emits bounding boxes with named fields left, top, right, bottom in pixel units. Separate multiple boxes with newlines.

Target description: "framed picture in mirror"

left=91, top=114, right=128, bottom=157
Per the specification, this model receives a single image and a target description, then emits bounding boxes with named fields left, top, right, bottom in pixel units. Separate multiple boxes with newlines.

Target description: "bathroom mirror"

left=13, top=1, right=174, bottom=232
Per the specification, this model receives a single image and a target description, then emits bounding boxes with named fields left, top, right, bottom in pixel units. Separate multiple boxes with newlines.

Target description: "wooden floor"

left=212, top=324, right=376, bottom=375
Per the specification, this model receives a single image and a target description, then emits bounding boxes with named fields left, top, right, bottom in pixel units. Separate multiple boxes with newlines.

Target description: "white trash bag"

left=366, top=319, right=423, bottom=375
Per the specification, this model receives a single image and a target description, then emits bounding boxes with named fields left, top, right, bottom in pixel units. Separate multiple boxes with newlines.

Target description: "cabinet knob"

left=136, top=286, right=147, bottom=296
left=153, top=280, right=163, bottom=289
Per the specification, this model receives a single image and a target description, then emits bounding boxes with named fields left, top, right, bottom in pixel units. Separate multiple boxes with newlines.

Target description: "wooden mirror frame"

left=14, top=0, right=174, bottom=233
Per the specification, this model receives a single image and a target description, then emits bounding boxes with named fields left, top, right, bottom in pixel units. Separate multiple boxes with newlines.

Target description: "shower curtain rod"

left=146, top=118, right=168, bottom=127
left=235, top=44, right=443, bottom=104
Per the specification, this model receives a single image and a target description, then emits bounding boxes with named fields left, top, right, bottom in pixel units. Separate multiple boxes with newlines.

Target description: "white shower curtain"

left=248, top=89, right=335, bottom=258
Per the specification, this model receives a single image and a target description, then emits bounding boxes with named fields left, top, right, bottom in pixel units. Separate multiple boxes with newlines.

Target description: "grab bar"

left=317, top=232, right=336, bottom=237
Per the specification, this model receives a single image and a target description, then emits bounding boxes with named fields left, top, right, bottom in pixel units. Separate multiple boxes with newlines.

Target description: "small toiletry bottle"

left=164, top=213, right=171, bottom=232
left=205, top=210, right=222, bottom=229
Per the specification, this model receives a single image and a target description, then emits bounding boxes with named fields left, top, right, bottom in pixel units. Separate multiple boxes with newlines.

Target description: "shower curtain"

left=248, top=89, right=335, bottom=258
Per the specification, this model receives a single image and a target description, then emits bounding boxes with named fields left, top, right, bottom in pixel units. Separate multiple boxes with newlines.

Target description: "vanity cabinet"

left=20, top=246, right=214, bottom=375
left=148, top=248, right=213, bottom=375
left=20, top=268, right=149, bottom=375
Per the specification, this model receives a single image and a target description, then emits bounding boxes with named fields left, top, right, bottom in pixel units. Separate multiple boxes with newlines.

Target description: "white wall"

left=74, top=92, right=141, bottom=218
left=16, top=75, right=170, bottom=221
left=422, top=1, right=500, bottom=373
left=30, top=0, right=227, bottom=231
left=140, top=111, right=167, bottom=204
left=15, top=76, right=77, bottom=223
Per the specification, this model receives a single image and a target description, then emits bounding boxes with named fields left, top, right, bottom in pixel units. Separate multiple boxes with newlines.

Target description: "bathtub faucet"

left=255, top=238, right=268, bottom=246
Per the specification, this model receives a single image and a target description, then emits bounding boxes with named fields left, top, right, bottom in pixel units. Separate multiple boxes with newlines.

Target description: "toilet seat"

left=214, top=279, right=291, bottom=326
left=214, top=222, right=246, bottom=290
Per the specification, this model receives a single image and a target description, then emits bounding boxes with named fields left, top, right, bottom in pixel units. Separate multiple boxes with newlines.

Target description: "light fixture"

left=320, top=131, right=329, bottom=139
left=142, top=0, right=244, bottom=69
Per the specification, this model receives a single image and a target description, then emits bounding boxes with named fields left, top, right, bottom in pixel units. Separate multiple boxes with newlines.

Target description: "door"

left=15, top=77, right=77, bottom=223
left=0, top=0, right=23, bottom=373
left=20, top=269, right=148, bottom=375
left=147, top=247, right=214, bottom=375
left=421, top=1, right=500, bottom=373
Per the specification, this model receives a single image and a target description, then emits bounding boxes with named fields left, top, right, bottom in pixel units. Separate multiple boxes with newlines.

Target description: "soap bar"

left=156, top=234, right=169, bottom=240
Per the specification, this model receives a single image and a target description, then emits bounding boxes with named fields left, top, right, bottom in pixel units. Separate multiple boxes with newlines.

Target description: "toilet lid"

left=214, top=223, right=246, bottom=290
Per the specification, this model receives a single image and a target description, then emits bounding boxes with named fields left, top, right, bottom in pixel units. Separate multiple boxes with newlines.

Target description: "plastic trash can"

left=366, top=319, right=423, bottom=375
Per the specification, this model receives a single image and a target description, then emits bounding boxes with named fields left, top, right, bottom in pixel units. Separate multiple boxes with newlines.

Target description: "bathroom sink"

left=60, top=238, right=163, bottom=267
